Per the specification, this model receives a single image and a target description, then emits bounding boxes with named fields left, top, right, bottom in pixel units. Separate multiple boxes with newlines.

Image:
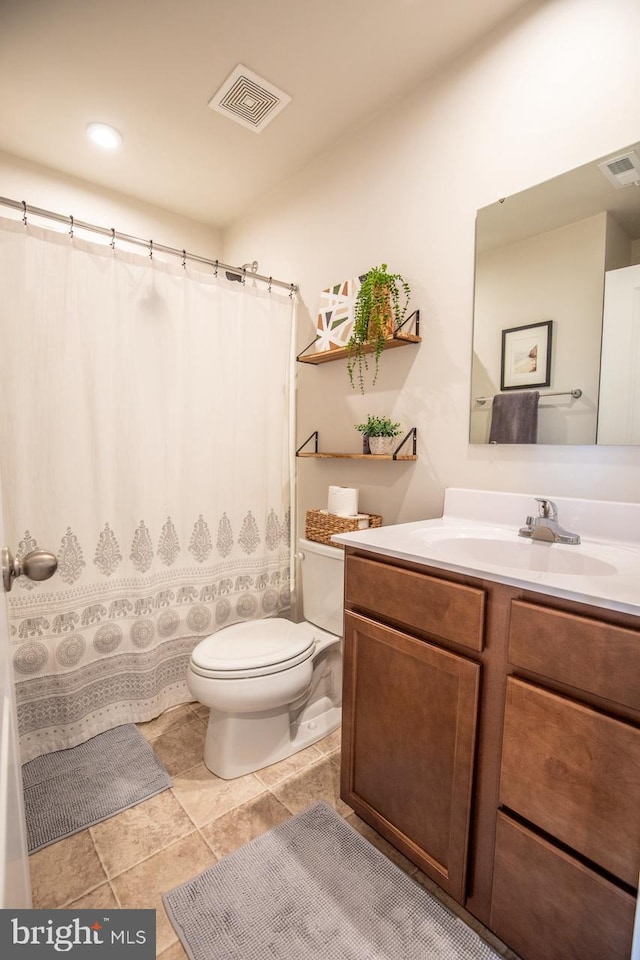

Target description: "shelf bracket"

left=392, top=427, right=417, bottom=460
left=296, top=335, right=321, bottom=362
left=393, top=309, right=420, bottom=338
left=296, top=430, right=319, bottom=455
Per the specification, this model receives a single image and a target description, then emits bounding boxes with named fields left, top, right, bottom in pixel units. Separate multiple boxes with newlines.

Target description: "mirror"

left=470, top=141, right=640, bottom=444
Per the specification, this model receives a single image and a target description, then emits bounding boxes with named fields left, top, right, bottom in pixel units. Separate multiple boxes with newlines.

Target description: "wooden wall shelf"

left=296, top=428, right=417, bottom=461
left=297, top=310, right=421, bottom=364
left=298, top=332, right=420, bottom=365
left=297, top=451, right=417, bottom=461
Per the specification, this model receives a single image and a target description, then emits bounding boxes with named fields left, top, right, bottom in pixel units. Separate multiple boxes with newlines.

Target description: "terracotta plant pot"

left=367, top=286, right=395, bottom=341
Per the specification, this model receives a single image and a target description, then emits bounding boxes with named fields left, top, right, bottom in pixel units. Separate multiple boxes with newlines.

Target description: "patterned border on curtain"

left=0, top=218, right=295, bottom=761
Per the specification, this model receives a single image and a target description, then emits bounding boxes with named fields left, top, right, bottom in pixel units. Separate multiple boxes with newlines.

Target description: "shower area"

left=0, top=205, right=297, bottom=763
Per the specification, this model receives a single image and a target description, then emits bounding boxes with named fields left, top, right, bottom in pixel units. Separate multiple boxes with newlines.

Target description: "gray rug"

left=23, top=723, right=171, bottom=853
left=164, top=801, right=501, bottom=960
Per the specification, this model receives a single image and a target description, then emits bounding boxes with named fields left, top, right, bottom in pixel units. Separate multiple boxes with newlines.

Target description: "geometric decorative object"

left=314, top=276, right=363, bottom=353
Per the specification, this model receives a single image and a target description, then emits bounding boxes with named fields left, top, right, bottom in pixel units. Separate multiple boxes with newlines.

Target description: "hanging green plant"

left=347, top=264, right=411, bottom=392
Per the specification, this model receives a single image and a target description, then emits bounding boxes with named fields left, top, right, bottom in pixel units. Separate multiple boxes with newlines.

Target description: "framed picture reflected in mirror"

left=500, top=320, right=552, bottom=391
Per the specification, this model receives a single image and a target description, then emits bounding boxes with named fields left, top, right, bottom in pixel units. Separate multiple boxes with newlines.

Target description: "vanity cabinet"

left=339, top=546, right=639, bottom=960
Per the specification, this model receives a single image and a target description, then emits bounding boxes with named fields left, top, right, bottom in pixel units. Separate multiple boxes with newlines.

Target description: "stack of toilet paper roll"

left=325, top=486, right=370, bottom=529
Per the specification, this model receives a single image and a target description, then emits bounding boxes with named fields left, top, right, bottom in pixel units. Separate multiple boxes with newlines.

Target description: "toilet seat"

left=190, top=618, right=316, bottom=680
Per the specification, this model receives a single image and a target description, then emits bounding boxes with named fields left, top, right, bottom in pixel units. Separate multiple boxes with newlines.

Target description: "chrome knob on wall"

left=2, top=547, right=58, bottom=593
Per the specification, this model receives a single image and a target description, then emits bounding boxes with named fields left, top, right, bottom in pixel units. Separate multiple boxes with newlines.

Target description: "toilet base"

left=292, top=702, right=342, bottom=753
left=203, top=700, right=341, bottom=780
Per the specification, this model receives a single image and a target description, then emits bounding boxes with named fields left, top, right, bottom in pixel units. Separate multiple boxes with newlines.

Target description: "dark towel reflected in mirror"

left=489, top=391, right=540, bottom=444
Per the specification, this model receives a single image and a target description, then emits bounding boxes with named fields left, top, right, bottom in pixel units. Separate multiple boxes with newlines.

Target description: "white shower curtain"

left=0, top=218, right=295, bottom=761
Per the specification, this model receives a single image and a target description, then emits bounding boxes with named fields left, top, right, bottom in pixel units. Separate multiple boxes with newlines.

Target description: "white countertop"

left=332, top=489, right=640, bottom=617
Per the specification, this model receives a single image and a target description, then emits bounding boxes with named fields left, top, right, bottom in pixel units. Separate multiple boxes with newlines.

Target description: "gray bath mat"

left=164, top=800, right=501, bottom=960
left=23, top=723, right=171, bottom=853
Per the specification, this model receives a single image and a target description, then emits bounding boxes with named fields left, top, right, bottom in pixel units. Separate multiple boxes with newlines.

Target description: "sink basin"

left=408, top=524, right=622, bottom=577
left=427, top=536, right=618, bottom=577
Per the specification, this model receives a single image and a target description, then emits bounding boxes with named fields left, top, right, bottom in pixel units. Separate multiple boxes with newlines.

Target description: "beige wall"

left=605, top=213, right=633, bottom=272
left=471, top=214, right=607, bottom=445
left=223, top=0, right=640, bottom=534
left=0, top=150, right=222, bottom=258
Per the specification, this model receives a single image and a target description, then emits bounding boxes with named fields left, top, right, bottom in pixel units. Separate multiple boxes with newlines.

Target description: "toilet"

left=187, top=538, right=344, bottom=779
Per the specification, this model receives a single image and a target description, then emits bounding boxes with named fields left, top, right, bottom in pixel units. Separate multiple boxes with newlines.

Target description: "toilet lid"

left=190, top=618, right=315, bottom=678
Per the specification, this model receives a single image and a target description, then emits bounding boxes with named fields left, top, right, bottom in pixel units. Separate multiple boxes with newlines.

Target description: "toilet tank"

left=299, top=537, right=344, bottom=637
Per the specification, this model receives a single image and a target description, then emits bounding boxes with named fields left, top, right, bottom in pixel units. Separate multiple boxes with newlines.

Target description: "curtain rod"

left=0, top=196, right=298, bottom=294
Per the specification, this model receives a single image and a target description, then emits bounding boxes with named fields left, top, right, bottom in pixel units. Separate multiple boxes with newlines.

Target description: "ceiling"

left=0, top=0, right=529, bottom=229
left=477, top=140, right=640, bottom=253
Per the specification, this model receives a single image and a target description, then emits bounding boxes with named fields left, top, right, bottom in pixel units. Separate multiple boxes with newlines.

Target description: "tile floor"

left=28, top=703, right=520, bottom=959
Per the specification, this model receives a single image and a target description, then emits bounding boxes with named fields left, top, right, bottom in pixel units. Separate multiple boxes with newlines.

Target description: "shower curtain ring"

left=110, top=228, right=116, bottom=249
left=149, top=239, right=153, bottom=260
left=289, top=283, right=295, bottom=299
left=22, top=200, right=27, bottom=226
left=214, top=259, right=219, bottom=277
left=242, top=266, right=247, bottom=285
left=182, top=249, right=187, bottom=269
left=268, top=277, right=272, bottom=293
left=69, top=215, right=74, bottom=239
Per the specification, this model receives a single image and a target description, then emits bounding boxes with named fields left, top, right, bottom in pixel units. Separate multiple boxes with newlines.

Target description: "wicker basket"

left=305, top=509, right=382, bottom=547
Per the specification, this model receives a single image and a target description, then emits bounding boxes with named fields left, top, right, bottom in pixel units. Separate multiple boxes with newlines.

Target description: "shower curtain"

left=0, top=218, right=295, bottom=761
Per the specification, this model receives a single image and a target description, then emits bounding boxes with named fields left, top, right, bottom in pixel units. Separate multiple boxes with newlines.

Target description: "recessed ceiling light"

left=86, top=122, right=122, bottom=150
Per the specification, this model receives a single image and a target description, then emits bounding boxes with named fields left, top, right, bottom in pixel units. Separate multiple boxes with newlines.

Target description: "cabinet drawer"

left=345, top=555, right=485, bottom=651
left=509, top=599, right=640, bottom=710
left=500, top=678, right=640, bottom=885
left=491, top=812, right=635, bottom=960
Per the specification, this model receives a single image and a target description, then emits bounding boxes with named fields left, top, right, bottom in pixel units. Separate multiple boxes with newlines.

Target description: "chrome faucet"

left=518, top=498, right=581, bottom=545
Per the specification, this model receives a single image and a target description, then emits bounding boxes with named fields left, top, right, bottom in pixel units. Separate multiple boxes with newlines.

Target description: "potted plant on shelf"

left=355, top=415, right=402, bottom=455
left=347, top=263, right=411, bottom=392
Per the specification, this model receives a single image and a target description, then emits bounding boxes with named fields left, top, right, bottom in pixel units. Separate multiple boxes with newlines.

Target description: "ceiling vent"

left=208, top=64, right=291, bottom=133
left=597, top=150, right=640, bottom=189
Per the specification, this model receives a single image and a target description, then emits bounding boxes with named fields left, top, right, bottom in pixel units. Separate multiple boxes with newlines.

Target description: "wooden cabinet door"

left=341, top=611, right=480, bottom=902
